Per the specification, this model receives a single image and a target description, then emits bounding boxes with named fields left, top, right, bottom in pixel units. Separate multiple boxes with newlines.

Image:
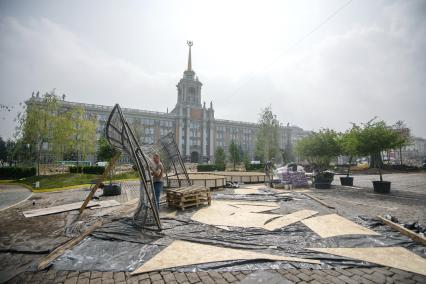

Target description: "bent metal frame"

left=105, top=104, right=162, bottom=230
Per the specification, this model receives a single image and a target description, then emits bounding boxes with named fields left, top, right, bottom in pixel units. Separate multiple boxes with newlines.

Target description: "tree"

left=228, top=140, right=241, bottom=170
left=393, top=120, right=413, bottom=165
left=67, top=107, right=97, bottom=169
left=337, top=125, right=360, bottom=177
left=255, top=106, right=280, bottom=163
left=97, top=135, right=118, bottom=161
left=18, top=93, right=62, bottom=175
left=214, top=147, right=226, bottom=170
left=281, top=123, right=294, bottom=164
left=356, top=119, right=399, bottom=182
left=295, top=129, right=340, bottom=170
left=0, top=137, right=6, bottom=165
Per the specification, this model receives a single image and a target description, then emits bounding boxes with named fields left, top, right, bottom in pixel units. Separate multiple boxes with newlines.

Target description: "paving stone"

left=282, top=273, right=300, bottom=283
left=90, top=272, right=103, bottom=279
left=373, top=268, right=394, bottom=276
left=138, top=273, right=150, bottom=280
left=324, top=274, right=345, bottom=284
left=54, top=276, right=67, bottom=283
left=212, top=279, right=227, bottom=284
left=299, top=269, right=314, bottom=276
left=359, top=277, right=375, bottom=284
left=139, top=280, right=152, bottom=284
left=207, top=272, right=223, bottom=280
left=101, top=279, right=115, bottom=284
left=337, top=274, right=358, bottom=284
left=367, top=271, right=387, bottom=283
left=347, top=268, right=366, bottom=276
left=76, top=278, right=89, bottom=284
left=150, top=273, right=163, bottom=281
left=114, top=272, right=126, bottom=282
left=174, top=272, right=188, bottom=283
left=67, top=272, right=80, bottom=278
left=199, top=276, right=215, bottom=284
left=389, top=268, right=413, bottom=278
left=102, top=272, right=114, bottom=280
left=79, top=272, right=91, bottom=279
left=335, top=269, right=353, bottom=277
left=88, top=278, right=101, bottom=284
left=162, top=273, right=176, bottom=282
left=235, top=274, right=246, bottom=281
left=185, top=272, right=200, bottom=283
left=310, top=274, right=330, bottom=284
left=152, top=280, right=165, bottom=284
left=64, top=277, right=78, bottom=284
left=221, top=272, right=236, bottom=282
left=357, top=268, right=376, bottom=275
left=297, top=273, right=311, bottom=282
left=197, top=272, right=209, bottom=277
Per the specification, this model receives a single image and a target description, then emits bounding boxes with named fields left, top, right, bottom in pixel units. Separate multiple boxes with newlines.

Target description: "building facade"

left=29, top=43, right=310, bottom=164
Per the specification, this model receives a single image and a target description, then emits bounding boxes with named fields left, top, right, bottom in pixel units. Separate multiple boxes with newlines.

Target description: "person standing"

left=151, top=154, right=164, bottom=210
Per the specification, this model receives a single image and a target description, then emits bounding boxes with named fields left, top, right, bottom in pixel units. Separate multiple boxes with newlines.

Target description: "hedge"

left=245, top=163, right=264, bottom=171
left=0, top=167, right=36, bottom=179
left=197, top=164, right=225, bottom=172
left=69, top=166, right=105, bottom=175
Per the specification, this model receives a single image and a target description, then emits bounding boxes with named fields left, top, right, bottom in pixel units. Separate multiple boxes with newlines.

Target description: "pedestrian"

left=151, top=153, right=164, bottom=210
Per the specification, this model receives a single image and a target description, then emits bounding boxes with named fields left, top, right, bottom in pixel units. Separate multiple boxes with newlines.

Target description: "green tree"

left=356, top=119, right=400, bottom=182
left=68, top=107, right=97, bottom=169
left=97, top=135, right=118, bottom=161
left=337, top=125, right=360, bottom=177
left=18, top=92, right=62, bottom=175
left=255, top=106, right=280, bottom=163
left=214, top=147, right=226, bottom=170
left=228, top=140, right=241, bottom=170
left=295, top=129, right=340, bottom=170
left=392, top=120, right=413, bottom=165
left=0, top=137, right=6, bottom=165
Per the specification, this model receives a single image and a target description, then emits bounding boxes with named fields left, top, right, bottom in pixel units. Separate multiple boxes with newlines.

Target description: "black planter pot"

left=372, top=181, right=391, bottom=194
left=103, top=184, right=122, bottom=196
left=340, top=176, right=354, bottom=186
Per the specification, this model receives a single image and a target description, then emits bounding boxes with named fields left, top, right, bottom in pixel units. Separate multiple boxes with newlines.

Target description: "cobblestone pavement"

left=7, top=267, right=426, bottom=284
left=3, top=173, right=426, bottom=284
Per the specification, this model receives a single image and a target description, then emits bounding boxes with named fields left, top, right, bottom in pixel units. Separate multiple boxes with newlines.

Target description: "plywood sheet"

left=309, top=247, right=426, bottom=276
left=301, top=214, right=380, bottom=238
left=191, top=200, right=281, bottom=228
left=23, top=200, right=120, bottom=218
left=132, top=240, right=320, bottom=274
left=264, top=210, right=318, bottom=231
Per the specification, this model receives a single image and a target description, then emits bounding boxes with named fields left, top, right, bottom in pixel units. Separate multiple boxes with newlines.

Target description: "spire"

left=187, top=40, right=193, bottom=71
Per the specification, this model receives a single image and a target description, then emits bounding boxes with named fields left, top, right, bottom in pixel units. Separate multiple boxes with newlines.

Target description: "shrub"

left=0, top=167, right=36, bottom=179
left=197, top=164, right=225, bottom=172
left=69, top=166, right=105, bottom=174
left=245, top=163, right=264, bottom=171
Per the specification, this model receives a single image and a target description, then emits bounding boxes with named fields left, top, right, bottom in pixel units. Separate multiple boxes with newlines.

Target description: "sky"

left=0, top=0, right=425, bottom=139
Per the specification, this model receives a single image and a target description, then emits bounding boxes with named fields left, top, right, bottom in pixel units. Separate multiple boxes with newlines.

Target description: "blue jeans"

left=153, top=181, right=163, bottom=210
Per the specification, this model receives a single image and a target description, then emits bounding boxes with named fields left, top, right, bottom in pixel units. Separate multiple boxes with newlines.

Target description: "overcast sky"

left=0, top=0, right=425, bottom=139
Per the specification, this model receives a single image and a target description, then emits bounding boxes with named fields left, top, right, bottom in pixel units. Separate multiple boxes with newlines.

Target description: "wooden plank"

left=263, top=210, right=318, bottom=231
left=302, top=214, right=380, bottom=238
left=131, top=240, right=320, bottom=275
left=23, top=200, right=120, bottom=218
left=37, top=220, right=103, bottom=271
left=377, top=215, right=426, bottom=246
left=303, top=193, right=335, bottom=209
left=79, top=152, right=121, bottom=213
left=309, top=247, right=426, bottom=276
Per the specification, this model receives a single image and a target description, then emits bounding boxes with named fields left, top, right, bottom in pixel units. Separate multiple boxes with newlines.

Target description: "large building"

left=30, top=42, right=310, bottom=164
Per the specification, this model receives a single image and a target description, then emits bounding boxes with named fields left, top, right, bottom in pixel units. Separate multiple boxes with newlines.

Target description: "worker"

left=151, top=153, right=164, bottom=210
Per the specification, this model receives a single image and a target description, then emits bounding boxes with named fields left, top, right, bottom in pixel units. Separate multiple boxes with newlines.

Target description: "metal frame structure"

left=106, top=104, right=161, bottom=230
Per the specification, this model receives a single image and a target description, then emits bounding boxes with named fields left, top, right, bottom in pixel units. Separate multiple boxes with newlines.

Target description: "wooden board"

left=263, top=210, right=318, bottom=231
left=233, top=188, right=265, bottom=195
left=309, top=247, right=426, bottom=276
left=132, top=240, right=320, bottom=275
left=377, top=215, right=426, bottom=246
left=23, top=200, right=120, bottom=218
left=301, top=214, right=380, bottom=238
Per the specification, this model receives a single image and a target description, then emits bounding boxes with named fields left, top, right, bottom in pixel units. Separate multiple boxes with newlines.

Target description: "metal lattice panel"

left=105, top=104, right=161, bottom=230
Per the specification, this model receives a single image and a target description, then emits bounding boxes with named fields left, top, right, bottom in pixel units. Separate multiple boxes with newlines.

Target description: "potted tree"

left=97, top=136, right=121, bottom=196
left=356, top=119, right=399, bottom=194
left=295, top=129, right=340, bottom=189
left=337, top=125, right=360, bottom=186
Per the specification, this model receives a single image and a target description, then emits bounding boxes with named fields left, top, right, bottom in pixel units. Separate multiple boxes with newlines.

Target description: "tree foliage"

left=214, top=147, right=226, bottom=169
left=356, top=119, right=400, bottom=181
left=392, top=120, right=413, bottom=165
left=97, top=135, right=118, bottom=161
left=337, top=125, right=360, bottom=176
left=228, top=140, right=241, bottom=170
left=255, top=106, right=280, bottom=163
left=295, top=129, right=340, bottom=170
